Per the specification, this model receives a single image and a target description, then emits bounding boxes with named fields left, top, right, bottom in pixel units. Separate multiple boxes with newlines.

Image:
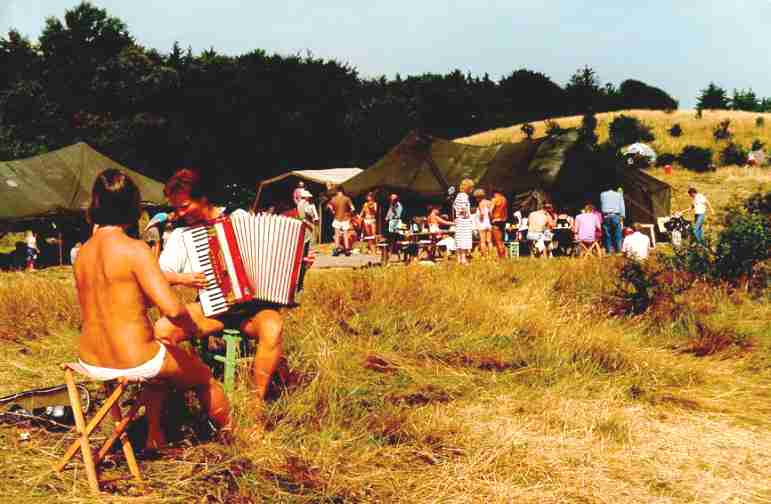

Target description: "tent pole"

left=58, top=232, right=63, bottom=266
left=317, top=201, right=322, bottom=243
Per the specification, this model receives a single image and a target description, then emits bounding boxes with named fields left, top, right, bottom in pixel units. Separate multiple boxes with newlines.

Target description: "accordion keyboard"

left=185, top=226, right=229, bottom=316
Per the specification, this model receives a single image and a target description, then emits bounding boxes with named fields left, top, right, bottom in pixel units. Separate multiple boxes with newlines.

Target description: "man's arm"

left=619, top=193, right=626, bottom=220
left=132, top=243, right=199, bottom=344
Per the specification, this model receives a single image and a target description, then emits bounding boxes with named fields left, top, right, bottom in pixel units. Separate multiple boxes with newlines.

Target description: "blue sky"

left=2, top=1, right=770, bottom=109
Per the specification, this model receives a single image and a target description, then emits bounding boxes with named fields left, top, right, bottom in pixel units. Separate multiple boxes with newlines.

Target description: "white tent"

left=253, top=168, right=363, bottom=242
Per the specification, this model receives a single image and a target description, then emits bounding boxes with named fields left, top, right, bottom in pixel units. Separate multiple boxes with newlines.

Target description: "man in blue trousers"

left=600, top=185, right=626, bottom=254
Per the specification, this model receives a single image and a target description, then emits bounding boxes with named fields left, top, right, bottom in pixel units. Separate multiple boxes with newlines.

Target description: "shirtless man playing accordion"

left=155, top=169, right=309, bottom=430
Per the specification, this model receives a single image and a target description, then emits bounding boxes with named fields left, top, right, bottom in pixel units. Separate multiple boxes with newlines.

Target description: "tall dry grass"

left=0, top=256, right=769, bottom=502
left=457, top=109, right=771, bottom=158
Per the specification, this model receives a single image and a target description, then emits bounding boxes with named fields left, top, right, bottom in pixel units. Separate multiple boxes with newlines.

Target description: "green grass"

left=0, top=256, right=769, bottom=502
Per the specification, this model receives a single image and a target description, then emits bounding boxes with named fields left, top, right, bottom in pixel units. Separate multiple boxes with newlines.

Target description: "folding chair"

left=54, top=363, right=151, bottom=494
left=579, top=241, right=603, bottom=258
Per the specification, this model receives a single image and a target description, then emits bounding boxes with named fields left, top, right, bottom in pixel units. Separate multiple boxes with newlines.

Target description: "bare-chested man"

left=327, top=186, right=355, bottom=256
left=75, top=169, right=229, bottom=450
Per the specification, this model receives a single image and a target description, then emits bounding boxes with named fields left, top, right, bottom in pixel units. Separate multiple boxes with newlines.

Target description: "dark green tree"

left=696, top=83, right=730, bottom=110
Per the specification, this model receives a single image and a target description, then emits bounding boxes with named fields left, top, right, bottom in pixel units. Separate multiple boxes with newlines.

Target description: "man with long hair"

left=75, top=169, right=230, bottom=450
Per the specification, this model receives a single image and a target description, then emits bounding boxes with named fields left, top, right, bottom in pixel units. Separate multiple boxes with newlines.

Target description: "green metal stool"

left=506, top=241, right=519, bottom=258
left=193, top=329, right=247, bottom=399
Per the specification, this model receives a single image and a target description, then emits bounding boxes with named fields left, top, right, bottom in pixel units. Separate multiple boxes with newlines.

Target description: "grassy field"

left=456, top=109, right=771, bottom=159
left=0, top=253, right=769, bottom=502
left=0, top=109, right=769, bottom=502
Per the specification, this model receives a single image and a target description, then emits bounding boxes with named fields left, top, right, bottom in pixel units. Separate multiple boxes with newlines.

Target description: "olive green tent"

left=342, top=131, right=545, bottom=200
left=0, top=142, right=165, bottom=225
left=343, top=130, right=671, bottom=224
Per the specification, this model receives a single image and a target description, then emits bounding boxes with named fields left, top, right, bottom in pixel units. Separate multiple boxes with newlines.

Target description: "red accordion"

left=181, top=211, right=306, bottom=317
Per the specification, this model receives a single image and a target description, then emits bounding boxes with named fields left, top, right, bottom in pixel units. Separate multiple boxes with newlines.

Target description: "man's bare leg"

left=342, top=228, right=350, bottom=252
left=242, top=308, right=283, bottom=400
left=143, top=383, right=168, bottom=450
left=158, top=346, right=231, bottom=429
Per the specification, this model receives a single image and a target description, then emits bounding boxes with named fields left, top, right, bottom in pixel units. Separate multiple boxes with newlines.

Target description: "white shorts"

left=78, top=344, right=166, bottom=381
left=332, top=220, right=351, bottom=232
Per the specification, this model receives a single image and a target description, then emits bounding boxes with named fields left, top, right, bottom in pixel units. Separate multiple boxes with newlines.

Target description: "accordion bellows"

left=182, top=211, right=306, bottom=317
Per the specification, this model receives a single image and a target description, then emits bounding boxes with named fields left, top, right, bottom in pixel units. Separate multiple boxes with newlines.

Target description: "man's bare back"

left=75, top=227, right=182, bottom=368
left=330, top=193, right=353, bottom=221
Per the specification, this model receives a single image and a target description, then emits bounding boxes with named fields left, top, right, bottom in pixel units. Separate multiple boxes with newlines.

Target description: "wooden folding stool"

left=54, top=363, right=150, bottom=494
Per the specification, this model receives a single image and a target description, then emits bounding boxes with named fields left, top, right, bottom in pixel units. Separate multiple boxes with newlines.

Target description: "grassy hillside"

left=1, top=257, right=769, bottom=502
left=456, top=109, right=771, bottom=156
left=457, top=109, right=771, bottom=223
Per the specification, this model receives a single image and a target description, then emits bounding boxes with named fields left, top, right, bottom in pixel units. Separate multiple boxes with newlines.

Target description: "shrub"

left=520, top=123, right=535, bottom=139
left=743, top=191, right=771, bottom=215
left=655, top=153, right=677, bottom=167
left=756, top=116, right=765, bottom=127
left=712, top=119, right=731, bottom=140
left=751, top=139, right=765, bottom=151
left=668, top=124, right=683, bottom=137
left=714, top=210, right=771, bottom=282
left=719, top=142, right=747, bottom=166
left=544, top=119, right=564, bottom=137
left=608, top=115, right=655, bottom=146
left=678, top=145, right=713, bottom=172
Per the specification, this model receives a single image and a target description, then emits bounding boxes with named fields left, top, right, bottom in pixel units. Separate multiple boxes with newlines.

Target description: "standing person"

left=69, top=242, right=82, bottom=265
left=155, top=169, right=287, bottom=431
left=24, top=230, right=39, bottom=271
left=490, top=188, right=509, bottom=258
left=326, top=186, right=355, bottom=256
left=473, top=188, right=492, bottom=257
left=682, top=187, right=713, bottom=243
left=292, top=181, right=306, bottom=207
left=453, top=179, right=474, bottom=264
left=359, top=192, right=379, bottom=254
left=75, top=169, right=229, bottom=450
left=296, top=189, right=318, bottom=291
left=385, top=193, right=403, bottom=256
left=600, top=185, right=626, bottom=254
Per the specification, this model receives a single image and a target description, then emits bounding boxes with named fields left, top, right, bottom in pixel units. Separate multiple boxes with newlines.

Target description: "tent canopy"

left=343, top=131, right=544, bottom=200
left=254, top=167, right=362, bottom=211
left=0, top=142, right=165, bottom=225
left=342, top=130, right=671, bottom=224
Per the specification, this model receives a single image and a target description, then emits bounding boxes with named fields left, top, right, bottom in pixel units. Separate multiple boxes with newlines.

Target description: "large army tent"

left=343, top=131, right=544, bottom=200
left=0, top=142, right=165, bottom=225
left=343, top=130, right=671, bottom=224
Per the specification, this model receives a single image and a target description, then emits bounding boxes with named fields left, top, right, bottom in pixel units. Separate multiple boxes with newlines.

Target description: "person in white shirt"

left=157, top=169, right=309, bottom=434
left=682, top=187, right=713, bottom=243
left=622, top=225, right=652, bottom=261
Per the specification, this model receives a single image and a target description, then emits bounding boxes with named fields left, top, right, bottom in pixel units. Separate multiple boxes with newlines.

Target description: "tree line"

left=697, top=83, right=771, bottom=112
left=1, top=2, right=680, bottom=193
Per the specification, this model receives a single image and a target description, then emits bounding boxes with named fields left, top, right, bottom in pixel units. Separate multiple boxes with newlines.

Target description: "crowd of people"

left=303, top=180, right=713, bottom=265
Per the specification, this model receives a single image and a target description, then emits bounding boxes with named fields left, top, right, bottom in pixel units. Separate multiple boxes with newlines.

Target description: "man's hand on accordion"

left=179, top=271, right=208, bottom=289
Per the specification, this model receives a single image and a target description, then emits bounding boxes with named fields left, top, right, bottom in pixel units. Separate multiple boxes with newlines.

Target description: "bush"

left=713, top=119, right=731, bottom=140
left=679, top=145, right=713, bottom=172
left=751, top=139, right=765, bottom=151
left=655, top=153, right=677, bottom=167
left=719, top=142, right=747, bottom=166
left=743, top=191, right=771, bottom=215
left=756, top=116, right=765, bottom=127
left=544, top=119, right=564, bottom=137
left=668, top=124, right=683, bottom=137
left=608, top=115, right=655, bottom=146
left=714, top=210, right=771, bottom=282
left=520, top=123, right=535, bottom=139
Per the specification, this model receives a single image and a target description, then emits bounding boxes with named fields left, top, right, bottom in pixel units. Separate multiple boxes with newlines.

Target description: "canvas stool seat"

left=54, top=362, right=156, bottom=494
